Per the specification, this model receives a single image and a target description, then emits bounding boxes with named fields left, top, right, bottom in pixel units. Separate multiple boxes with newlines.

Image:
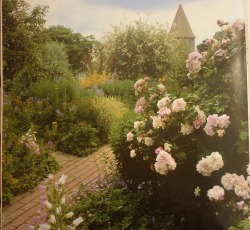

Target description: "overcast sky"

left=26, top=0, right=246, bottom=46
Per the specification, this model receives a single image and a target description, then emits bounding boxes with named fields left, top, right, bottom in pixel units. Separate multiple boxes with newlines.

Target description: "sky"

left=26, top=0, right=247, bottom=46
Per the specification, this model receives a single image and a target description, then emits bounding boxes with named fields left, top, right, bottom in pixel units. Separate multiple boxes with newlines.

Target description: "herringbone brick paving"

left=2, top=145, right=114, bottom=230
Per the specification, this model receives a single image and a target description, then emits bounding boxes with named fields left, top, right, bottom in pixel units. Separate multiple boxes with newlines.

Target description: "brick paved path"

left=2, top=145, right=115, bottom=230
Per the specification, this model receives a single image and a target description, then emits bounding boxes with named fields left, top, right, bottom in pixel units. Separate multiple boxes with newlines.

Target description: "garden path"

left=2, top=145, right=115, bottom=230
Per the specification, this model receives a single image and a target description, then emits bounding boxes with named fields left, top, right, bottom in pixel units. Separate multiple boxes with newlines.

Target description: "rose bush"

left=111, top=19, right=247, bottom=229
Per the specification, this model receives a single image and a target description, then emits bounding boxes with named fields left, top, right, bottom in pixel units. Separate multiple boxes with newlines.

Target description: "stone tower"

left=170, top=4, right=195, bottom=52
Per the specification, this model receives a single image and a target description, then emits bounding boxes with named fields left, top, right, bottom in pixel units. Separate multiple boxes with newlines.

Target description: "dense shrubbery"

left=2, top=128, right=59, bottom=206
left=102, top=19, right=185, bottom=80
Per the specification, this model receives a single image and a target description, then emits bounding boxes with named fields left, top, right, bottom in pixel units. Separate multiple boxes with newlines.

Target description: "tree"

left=102, top=19, right=185, bottom=80
left=3, top=0, right=49, bottom=92
left=45, top=26, right=97, bottom=74
left=35, top=42, right=73, bottom=80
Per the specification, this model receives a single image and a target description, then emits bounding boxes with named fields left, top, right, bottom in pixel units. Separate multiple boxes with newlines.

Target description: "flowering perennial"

left=154, top=150, right=177, bottom=175
left=196, top=152, right=224, bottom=176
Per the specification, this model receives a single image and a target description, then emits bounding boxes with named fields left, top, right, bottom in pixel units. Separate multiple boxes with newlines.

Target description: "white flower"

left=157, top=97, right=171, bottom=108
left=172, top=98, right=187, bottom=112
left=58, top=174, right=67, bottom=185
left=134, top=121, right=144, bottom=131
left=207, top=185, right=225, bottom=201
left=126, top=132, right=134, bottom=141
left=196, top=152, right=224, bottom=176
left=49, top=215, right=56, bottom=224
left=154, top=150, right=177, bottom=175
left=73, top=216, right=84, bottom=226
left=151, top=116, right=166, bottom=129
left=65, top=211, right=74, bottom=219
left=130, top=149, right=136, bottom=158
left=157, top=83, right=165, bottom=91
left=194, top=186, right=201, bottom=196
left=38, top=224, right=51, bottom=230
left=144, top=137, right=154, bottom=146
left=180, top=122, right=194, bottom=135
left=56, top=206, right=62, bottom=214
left=44, top=201, right=53, bottom=209
left=61, top=197, right=66, bottom=204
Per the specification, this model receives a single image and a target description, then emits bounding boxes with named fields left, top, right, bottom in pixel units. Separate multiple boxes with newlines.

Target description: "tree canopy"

left=102, top=19, right=185, bottom=80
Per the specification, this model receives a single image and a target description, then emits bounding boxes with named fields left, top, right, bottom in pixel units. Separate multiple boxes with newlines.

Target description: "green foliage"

left=3, top=0, right=50, bottom=93
left=35, top=42, right=73, bottom=79
left=91, top=96, right=129, bottom=142
left=28, top=78, right=80, bottom=109
left=229, top=219, right=250, bottom=230
left=2, top=130, right=59, bottom=206
left=72, top=178, right=180, bottom=230
left=100, top=80, right=136, bottom=106
left=102, top=19, right=185, bottom=80
left=45, top=25, right=97, bottom=74
left=56, top=123, right=100, bottom=157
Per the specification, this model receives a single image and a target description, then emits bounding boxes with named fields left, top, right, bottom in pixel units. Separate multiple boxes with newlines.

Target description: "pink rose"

left=172, top=98, right=187, bottom=112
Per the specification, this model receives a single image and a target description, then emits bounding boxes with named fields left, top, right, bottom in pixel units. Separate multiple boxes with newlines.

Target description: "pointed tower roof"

left=170, top=4, right=195, bottom=38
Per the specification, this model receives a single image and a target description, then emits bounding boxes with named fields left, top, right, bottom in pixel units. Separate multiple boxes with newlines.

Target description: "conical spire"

left=170, top=4, right=195, bottom=38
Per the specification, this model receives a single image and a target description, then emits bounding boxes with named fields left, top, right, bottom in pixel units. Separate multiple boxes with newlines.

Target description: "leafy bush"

left=56, top=123, right=100, bottom=157
left=102, top=19, right=185, bottom=80
left=28, top=78, right=80, bottom=109
left=2, top=129, right=59, bottom=206
left=72, top=180, right=182, bottom=230
left=92, top=96, right=129, bottom=142
left=100, top=80, right=136, bottom=106
left=110, top=20, right=248, bottom=229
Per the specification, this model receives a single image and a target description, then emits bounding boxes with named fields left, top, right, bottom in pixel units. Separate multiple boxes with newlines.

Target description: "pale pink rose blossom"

left=134, top=79, right=148, bottom=95
left=154, top=150, right=177, bottom=175
left=172, top=98, right=187, bottom=112
left=196, top=152, right=224, bottom=176
left=207, top=185, right=225, bottom=201
left=134, top=97, right=147, bottom=114
left=126, top=132, right=134, bottom=141
left=221, top=173, right=239, bottom=190
left=186, top=51, right=202, bottom=74
left=157, top=107, right=171, bottom=117
left=218, top=114, right=230, bottom=128
left=193, top=106, right=206, bottom=129
left=157, top=97, right=171, bottom=108
left=234, top=183, right=250, bottom=200
left=236, top=201, right=244, bottom=210
left=205, top=39, right=212, bottom=46
left=155, top=147, right=163, bottom=154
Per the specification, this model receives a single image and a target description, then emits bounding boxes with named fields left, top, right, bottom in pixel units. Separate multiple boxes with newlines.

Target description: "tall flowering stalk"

left=29, top=174, right=84, bottom=230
